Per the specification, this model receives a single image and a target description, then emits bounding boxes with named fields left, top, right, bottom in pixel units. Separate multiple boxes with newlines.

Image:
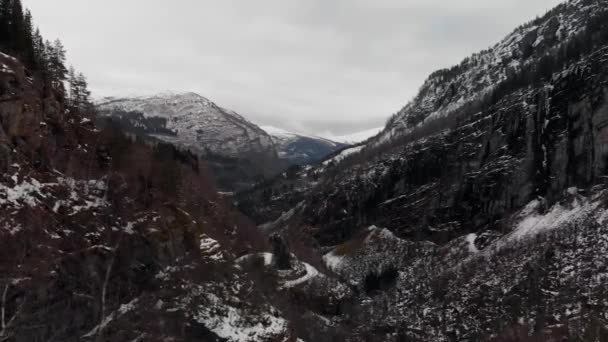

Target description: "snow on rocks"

left=322, top=145, right=365, bottom=166
left=508, top=194, right=600, bottom=242
left=373, top=0, right=608, bottom=145
left=52, top=177, right=109, bottom=215
left=322, top=226, right=428, bottom=288
left=194, top=299, right=288, bottom=342
left=199, top=234, right=225, bottom=261
left=0, top=62, right=14, bottom=74
left=322, top=251, right=345, bottom=272
left=82, top=298, right=140, bottom=338
left=96, top=92, right=276, bottom=158
left=465, top=233, right=479, bottom=253
left=174, top=280, right=291, bottom=342
left=0, top=176, right=47, bottom=207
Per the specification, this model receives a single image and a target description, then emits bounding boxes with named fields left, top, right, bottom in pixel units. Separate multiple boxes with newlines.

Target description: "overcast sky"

left=24, top=0, right=562, bottom=137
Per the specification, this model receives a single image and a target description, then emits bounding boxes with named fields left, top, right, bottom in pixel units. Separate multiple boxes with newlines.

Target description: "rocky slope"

left=97, top=92, right=276, bottom=159
left=261, top=126, right=348, bottom=165
left=239, top=0, right=608, bottom=340
left=5, top=0, right=608, bottom=340
left=0, top=52, right=325, bottom=342
left=376, top=0, right=608, bottom=144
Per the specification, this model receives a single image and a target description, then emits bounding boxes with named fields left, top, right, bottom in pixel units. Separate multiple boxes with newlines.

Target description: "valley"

left=1, top=0, right=608, bottom=341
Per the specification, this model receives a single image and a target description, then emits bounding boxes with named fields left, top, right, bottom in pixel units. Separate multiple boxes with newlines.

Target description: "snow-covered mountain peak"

left=96, top=91, right=274, bottom=158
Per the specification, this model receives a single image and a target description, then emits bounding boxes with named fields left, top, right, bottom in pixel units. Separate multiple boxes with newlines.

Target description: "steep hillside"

left=97, top=92, right=276, bottom=159
left=262, top=126, right=348, bottom=165
left=96, top=92, right=284, bottom=191
left=0, top=52, right=328, bottom=342
left=6, top=0, right=608, bottom=340
left=377, top=0, right=608, bottom=144
left=241, top=1, right=608, bottom=340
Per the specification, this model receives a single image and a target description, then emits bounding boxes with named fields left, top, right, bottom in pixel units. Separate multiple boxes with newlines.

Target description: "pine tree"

left=22, top=8, right=35, bottom=67
left=32, top=27, right=45, bottom=68
left=0, top=0, right=92, bottom=107
left=67, top=65, right=76, bottom=105
left=52, top=39, right=67, bottom=81
left=0, top=0, right=11, bottom=48
left=44, top=39, right=68, bottom=91
left=8, top=0, right=25, bottom=54
left=77, top=72, right=91, bottom=109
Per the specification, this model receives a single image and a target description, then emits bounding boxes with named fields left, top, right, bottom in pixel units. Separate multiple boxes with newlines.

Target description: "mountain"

left=96, top=92, right=276, bottom=158
left=325, top=127, right=384, bottom=144
left=375, top=0, right=608, bottom=145
left=239, top=0, right=608, bottom=340
left=261, top=125, right=348, bottom=165
left=96, top=92, right=282, bottom=191
left=0, top=50, right=313, bottom=342
left=5, top=0, right=608, bottom=341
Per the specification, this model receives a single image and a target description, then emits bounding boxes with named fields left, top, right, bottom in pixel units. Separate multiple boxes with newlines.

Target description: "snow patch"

left=465, top=233, right=479, bottom=253
left=323, top=251, right=345, bottom=271
left=509, top=197, right=595, bottom=241
left=199, top=234, right=224, bottom=261
left=323, top=145, right=365, bottom=166
left=194, top=297, right=287, bottom=342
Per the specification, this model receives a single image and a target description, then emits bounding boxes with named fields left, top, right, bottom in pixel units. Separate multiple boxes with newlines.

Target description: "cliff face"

left=305, top=46, right=608, bottom=246
left=376, top=0, right=608, bottom=143
left=0, top=52, right=63, bottom=168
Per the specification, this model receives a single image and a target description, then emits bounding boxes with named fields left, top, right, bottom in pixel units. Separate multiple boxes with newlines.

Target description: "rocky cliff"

left=376, top=0, right=608, bottom=144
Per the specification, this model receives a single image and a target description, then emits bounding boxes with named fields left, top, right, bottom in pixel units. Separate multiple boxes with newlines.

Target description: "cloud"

left=23, top=0, right=563, bottom=136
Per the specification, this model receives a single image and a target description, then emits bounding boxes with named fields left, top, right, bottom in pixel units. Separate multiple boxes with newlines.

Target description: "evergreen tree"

left=0, top=0, right=92, bottom=110
left=76, top=72, right=91, bottom=109
left=8, top=0, right=25, bottom=54
left=32, top=27, right=45, bottom=68
left=68, top=65, right=76, bottom=105
left=0, top=0, right=11, bottom=48
left=51, top=39, right=67, bottom=81
left=44, top=39, right=68, bottom=90
left=22, top=8, right=35, bottom=67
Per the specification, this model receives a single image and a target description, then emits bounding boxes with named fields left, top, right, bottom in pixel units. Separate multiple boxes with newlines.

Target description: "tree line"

left=0, top=0, right=91, bottom=111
